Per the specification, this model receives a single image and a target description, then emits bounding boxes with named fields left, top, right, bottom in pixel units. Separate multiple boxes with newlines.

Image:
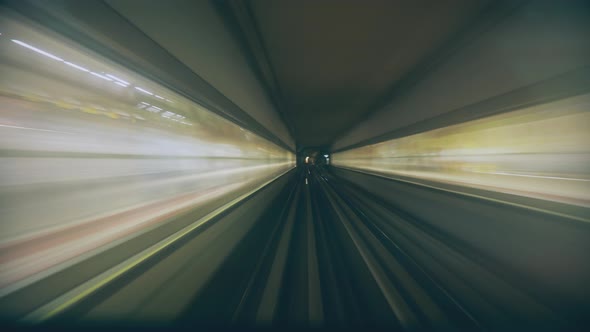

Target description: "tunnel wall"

left=332, top=93, right=590, bottom=206
left=333, top=0, right=590, bottom=151
left=4, top=0, right=295, bottom=151
left=0, top=10, right=294, bottom=290
left=103, top=0, right=295, bottom=150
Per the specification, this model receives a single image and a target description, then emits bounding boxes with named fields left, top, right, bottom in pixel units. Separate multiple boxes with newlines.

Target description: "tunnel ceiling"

left=227, top=0, right=491, bottom=148
left=101, top=0, right=492, bottom=150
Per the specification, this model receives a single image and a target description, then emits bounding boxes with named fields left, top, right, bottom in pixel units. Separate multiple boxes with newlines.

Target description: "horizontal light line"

left=11, top=40, right=63, bottom=62
left=134, top=87, right=153, bottom=95
left=0, top=124, right=70, bottom=134
left=90, top=72, right=112, bottom=81
left=63, top=61, right=89, bottom=72
left=114, top=81, right=128, bottom=87
left=105, top=74, right=130, bottom=85
left=486, top=171, right=590, bottom=182
left=146, top=107, right=161, bottom=113
left=154, top=95, right=165, bottom=100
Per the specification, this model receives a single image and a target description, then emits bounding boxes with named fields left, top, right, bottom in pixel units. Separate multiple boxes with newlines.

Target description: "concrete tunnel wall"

left=6, top=0, right=295, bottom=151
left=334, top=0, right=590, bottom=151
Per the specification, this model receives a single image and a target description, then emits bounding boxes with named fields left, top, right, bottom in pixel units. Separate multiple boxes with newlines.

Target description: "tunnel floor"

left=2, top=166, right=588, bottom=330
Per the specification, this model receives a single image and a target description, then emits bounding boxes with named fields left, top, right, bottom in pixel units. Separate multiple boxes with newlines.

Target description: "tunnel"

left=1, top=0, right=590, bottom=330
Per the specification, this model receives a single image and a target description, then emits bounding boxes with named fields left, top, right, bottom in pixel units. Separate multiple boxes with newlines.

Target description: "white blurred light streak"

left=134, top=87, right=153, bottom=95
left=63, top=61, right=89, bottom=72
left=90, top=72, right=113, bottom=81
left=11, top=40, right=63, bottom=62
left=0, top=124, right=70, bottom=134
left=482, top=171, right=590, bottom=182
left=105, top=74, right=130, bottom=85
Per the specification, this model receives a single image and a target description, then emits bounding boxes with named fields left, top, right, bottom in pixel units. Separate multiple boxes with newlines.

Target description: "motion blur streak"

left=0, top=13, right=294, bottom=293
left=1, top=0, right=589, bottom=329
left=333, top=93, right=590, bottom=208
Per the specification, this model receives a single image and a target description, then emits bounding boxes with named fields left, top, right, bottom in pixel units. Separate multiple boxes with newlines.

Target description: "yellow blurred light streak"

left=333, top=93, right=590, bottom=206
